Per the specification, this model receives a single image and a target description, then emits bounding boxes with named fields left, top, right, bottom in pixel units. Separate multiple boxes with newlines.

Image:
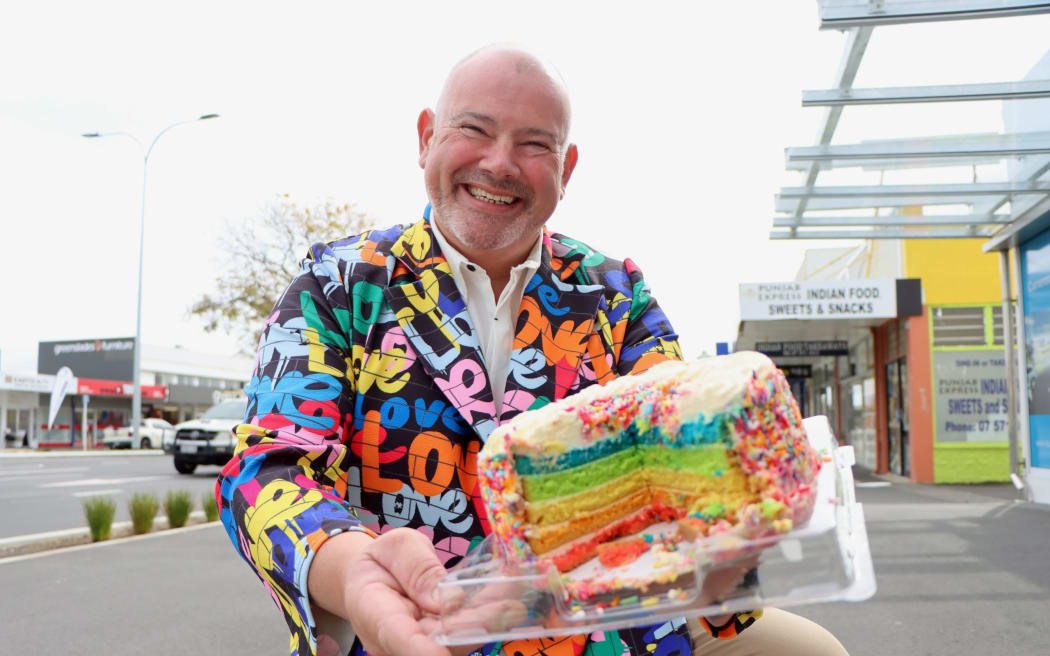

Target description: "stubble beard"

left=437, top=206, right=537, bottom=251
left=430, top=175, right=541, bottom=252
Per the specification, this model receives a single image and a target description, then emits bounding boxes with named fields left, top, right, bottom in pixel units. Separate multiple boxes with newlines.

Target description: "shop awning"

left=772, top=1, right=1050, bottom=250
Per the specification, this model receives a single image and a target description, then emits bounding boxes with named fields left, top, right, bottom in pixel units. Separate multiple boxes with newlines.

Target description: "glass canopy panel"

left=774, top=8, right=1050, bottom=243
left=819, top=0, right=1050, bottom=29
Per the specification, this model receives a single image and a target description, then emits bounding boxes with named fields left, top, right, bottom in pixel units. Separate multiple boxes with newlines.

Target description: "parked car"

left=171, top=398, right=248, bottom=474
left=101, top=418, right=175, bottom=450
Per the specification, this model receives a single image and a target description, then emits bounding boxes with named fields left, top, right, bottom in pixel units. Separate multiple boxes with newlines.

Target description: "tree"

left=190, top=194, right=374, bottom=351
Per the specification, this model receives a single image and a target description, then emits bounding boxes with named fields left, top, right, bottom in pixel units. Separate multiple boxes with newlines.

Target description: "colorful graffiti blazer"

left=217, top=217, right=751, bottom=656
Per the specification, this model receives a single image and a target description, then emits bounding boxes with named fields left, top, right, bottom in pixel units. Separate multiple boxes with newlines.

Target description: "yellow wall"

left=903, top=239, right=1003, bottom=304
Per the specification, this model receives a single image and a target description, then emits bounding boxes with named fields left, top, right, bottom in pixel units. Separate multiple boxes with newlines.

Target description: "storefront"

left=1, top=372, right=52, bottom=448
left=27, top=337, right=250, bottom=448
left=35, top=377, right=168, bottom=448
left=737, top=278, right=922, bottom=475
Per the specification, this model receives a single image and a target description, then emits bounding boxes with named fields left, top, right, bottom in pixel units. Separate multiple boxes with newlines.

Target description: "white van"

left=171, top=398, right=248, bottom=474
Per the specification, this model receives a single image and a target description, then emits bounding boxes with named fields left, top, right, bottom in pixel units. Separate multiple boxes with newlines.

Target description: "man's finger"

left=370, top=528, right=448, bottom=613
left=375, top=608, right=452, bottom=656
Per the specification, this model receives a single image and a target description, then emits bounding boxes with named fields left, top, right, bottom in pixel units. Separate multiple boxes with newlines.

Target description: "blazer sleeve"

left=615, top=257, right=683, bottom=375
left=216, top=242, right=376, bottom=656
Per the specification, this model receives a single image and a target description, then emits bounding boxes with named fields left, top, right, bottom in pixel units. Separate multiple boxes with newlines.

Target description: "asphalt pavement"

left=1, top=454, right=1048, bottom=655
left=0, top=450, right=223, bottom=540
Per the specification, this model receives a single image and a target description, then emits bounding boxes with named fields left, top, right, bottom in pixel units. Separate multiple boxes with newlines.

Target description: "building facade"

left=738, top=237, right=1013, bottom=484
left=1, top=338, right=253, bottom=448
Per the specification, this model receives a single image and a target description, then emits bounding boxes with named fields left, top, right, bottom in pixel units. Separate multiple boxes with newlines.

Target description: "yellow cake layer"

left=526, top=470, right=760, bottom=556
left=526, top=488, right=650, bottom=555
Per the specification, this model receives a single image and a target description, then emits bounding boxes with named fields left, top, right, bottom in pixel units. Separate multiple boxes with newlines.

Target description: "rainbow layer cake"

left=477, top=351, right=821, bottom=599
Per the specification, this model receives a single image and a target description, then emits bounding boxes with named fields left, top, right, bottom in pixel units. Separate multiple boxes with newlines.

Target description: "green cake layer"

left=520, top=444, right=730, bottom=502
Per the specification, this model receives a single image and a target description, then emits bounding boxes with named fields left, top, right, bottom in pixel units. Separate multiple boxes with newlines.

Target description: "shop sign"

left=38, top=337, right=136, bottom=381
left=756, top=341, right=849, bottom=357
left=933, top=350, right=1007, bottom=443
left=780, top=365, right=813, bottom=378
left=1021, top=228, right=1050, bottom=468
left=739, top=280, right=897, bottom=321
left=75, top=377, right=168, bottom=400
left=0, top=372, right=55, bottom=392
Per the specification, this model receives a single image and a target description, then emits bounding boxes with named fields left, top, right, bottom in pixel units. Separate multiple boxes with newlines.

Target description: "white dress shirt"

left=432, top=221, right=543, bottom=416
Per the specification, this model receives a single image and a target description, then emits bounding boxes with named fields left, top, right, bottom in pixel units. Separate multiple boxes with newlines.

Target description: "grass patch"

left=82, top=496, right=117, bottom=542
left=129, top=492, right=160, bottom=534
left=164, top=490, right=193, bottom=528
left=202, top=490, right=219, bottom=522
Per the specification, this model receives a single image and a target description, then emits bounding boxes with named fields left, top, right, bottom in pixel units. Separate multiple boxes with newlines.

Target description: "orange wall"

left=907, top=308, right=934, bottom=483
left=903, top=239, right=1002, bottom=304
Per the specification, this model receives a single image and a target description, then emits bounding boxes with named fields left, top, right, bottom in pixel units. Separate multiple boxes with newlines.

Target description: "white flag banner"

left=48, top=367, right=75, bottom=430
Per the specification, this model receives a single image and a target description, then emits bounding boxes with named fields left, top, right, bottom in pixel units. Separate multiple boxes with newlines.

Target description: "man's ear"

left=417, top=108, right=435, bottom=169
left=560, top=144, right=579, bottom=197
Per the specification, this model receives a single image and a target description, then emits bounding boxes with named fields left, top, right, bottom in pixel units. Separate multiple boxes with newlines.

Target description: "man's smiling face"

left=418, top=49, right=577, bottom=255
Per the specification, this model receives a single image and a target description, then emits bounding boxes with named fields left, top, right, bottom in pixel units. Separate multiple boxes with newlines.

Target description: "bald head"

left=435, top=46, right=572, bottom=145
left=417, top=45, right=579, bottom=275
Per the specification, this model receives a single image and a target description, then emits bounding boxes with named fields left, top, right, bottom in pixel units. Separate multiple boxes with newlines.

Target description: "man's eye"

left=462, top=124, right=486, bottom=135
left=524, top=141, right=550, bottom=151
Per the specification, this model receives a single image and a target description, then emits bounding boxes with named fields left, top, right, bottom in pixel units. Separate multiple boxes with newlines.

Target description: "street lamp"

left=82, top=113, right=219, bottom=448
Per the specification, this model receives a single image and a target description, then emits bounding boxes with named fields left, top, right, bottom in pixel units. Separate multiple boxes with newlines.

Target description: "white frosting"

left=489, top=351, right=778, bottom=455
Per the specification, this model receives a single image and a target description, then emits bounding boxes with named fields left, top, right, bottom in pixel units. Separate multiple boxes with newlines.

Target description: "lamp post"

left=82, top=113, right=219, bottom=448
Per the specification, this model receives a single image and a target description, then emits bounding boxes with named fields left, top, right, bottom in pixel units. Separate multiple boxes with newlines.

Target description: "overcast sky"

left=3, top=1, right=1050, bottom=372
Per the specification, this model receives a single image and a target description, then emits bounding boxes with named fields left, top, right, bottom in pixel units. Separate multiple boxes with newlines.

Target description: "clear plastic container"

left=431, top=415, right=876, bottom=645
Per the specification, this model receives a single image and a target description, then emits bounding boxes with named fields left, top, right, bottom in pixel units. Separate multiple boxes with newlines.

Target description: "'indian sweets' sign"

left=933, top=349, right=1008, bottom=443
left=739, top=280, right=897, bottom=321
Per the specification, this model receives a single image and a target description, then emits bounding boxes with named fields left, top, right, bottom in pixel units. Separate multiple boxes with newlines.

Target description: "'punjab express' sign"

left=739, top=280, right=897, bottom=321
left=933, top=350, right=1008, bottom=443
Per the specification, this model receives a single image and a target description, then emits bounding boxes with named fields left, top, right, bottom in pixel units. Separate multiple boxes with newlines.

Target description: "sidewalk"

left=853, top=465, right=1030, bottom=505
left=0, top=447, right=162, bottom=458
left=0, top=510, right=213, bottom=559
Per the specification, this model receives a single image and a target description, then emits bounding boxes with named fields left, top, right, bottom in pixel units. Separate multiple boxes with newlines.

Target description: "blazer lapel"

left=499, top=231, right=605, bottom=424
left=382, top=219, right=499, bottom=437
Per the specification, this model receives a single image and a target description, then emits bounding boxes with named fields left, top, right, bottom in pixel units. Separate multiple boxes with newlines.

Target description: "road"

left=1, top=467, right=1048, bottom=655
left=0, top=453, right=224, bottom=538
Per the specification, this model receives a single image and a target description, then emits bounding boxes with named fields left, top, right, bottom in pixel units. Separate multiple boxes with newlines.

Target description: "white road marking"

left=72, top=489, right=123, bottom=497
left=856, top=481, right=892, bottom=488
left=39, top=476, right=163, bottom=488
left=0, top=466, right=90, bottom=479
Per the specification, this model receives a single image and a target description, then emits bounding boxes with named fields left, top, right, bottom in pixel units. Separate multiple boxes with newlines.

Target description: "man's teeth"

left=467, top=186, right=516, bottom=205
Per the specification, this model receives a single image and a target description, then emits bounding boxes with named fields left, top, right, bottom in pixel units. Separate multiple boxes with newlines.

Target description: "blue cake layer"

left=513, top=414, right=732, bottom=476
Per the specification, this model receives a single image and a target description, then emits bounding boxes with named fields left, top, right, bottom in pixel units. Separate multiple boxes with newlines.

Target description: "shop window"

left=932, top=306, right=986, bottom=347
left=839, top=376, right=877, bottom=470
left=990, top=304, right=1015, bottom=346
left=848, top=334, right=874, bottom=378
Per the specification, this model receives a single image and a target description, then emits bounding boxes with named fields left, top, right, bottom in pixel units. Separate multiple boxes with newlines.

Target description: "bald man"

left=217, top=46, right=847, bottom=656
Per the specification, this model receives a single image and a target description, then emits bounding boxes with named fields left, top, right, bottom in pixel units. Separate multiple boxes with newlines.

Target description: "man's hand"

left=309, top=528, right=453, bottom=656
left=697, top=551, right=762, bottom=627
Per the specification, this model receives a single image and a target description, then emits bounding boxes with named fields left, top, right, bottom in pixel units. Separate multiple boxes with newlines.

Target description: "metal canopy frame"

left=770, top=226, right=998, bottom=239
left=802, top=79, right=1050, bottom=106
left=819, top=1, right=1050, bottom=29
left=780, top=181, right=1050, bottom=199
left=772, top=214, right=1008, bottom=227
left=775, top=2, right=1050, bottom=242
left=787, top=132, right=1050, bottom=162
left=776, top=194, right=1005, bottom=212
